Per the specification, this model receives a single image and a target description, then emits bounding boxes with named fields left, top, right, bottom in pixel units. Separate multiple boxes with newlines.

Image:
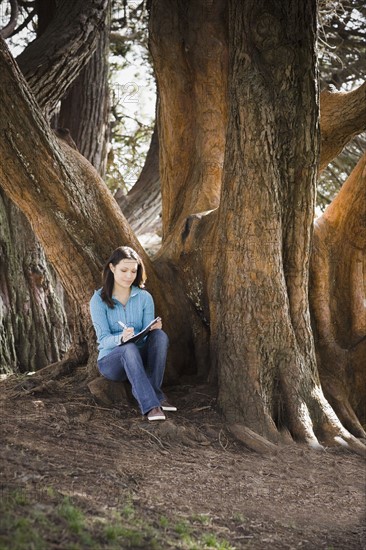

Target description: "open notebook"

left=118, top=317, right=161, bottom=345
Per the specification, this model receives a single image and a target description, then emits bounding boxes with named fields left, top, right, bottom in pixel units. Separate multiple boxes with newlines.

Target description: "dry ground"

left=0, top=374, right=365, bottom=549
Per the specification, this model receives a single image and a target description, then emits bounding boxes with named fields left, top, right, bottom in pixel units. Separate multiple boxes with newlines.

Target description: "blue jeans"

left=97, top=329, right=169, bottom=415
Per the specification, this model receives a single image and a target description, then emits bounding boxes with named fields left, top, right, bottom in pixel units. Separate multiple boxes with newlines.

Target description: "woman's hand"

left=122, top=327, right=135, bottom=342
left=150, top=317, right=162, bottom=331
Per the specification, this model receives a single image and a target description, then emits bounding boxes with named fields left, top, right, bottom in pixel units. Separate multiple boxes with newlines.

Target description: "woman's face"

left=110, top=259, right=138, bottom=289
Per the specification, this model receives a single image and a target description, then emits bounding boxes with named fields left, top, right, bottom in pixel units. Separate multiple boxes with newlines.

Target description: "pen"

left=118, top=321, right=128, bottom=329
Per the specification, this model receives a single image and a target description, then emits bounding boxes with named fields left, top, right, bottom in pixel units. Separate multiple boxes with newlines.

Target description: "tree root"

left=87, top=377, right=132, bottom=407
left=228, top=417, right=366, bottom=457
left=228, top=424, right=279, bottom=454
left=11, top=354, right=86, bottom=396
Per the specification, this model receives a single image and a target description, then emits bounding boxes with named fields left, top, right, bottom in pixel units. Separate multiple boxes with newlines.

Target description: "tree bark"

left=149, top=0, right=228, bottom=240
left=57, top=12, right=110, bottom=178
left=319, top=82, right=366, bottom=171
left=212, top=0, right=363, bottom=452
left=0, top=190, right=70, bottom=374
left=310, top=152, right=366, bottom=437
left=0, top=0, right=72, bottom=376
left=16, top=0, right=109, bottom=119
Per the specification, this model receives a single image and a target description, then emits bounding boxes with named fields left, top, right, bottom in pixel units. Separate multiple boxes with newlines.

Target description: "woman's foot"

left=160, top=400, right=177, bottom=412
left=147, top=407, right=166, bottom=421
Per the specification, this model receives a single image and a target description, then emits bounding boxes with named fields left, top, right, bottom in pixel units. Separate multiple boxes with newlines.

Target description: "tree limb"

left=0, top=36, right=146, bottom=312
left=9, top=8, right=36, bottom=38
left=15, top=0, right=109, bottom=119
left=0, top=0, right=19, bottom=39
left=320, top=82, right=366, bottom=171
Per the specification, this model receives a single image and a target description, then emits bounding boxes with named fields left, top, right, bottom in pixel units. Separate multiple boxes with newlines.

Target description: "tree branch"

left=15, top=0, right=109, bottom=119
left=320, top=82, right=366, bottom=171
left=0, top=36, right=145, bottom=310
left=9, top=7, right=36, bottom=38
left=0, top=0, right=19, bottom=39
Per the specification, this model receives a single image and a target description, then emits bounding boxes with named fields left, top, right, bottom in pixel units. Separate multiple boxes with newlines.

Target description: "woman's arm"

left=90, top=294, right=122, bottom=349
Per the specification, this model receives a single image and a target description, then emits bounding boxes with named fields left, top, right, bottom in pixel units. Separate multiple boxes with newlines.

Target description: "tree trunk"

left=0, top=190, right=71, bottom=374
left=57, top=13, right=110, bottom=178
left=0, top=1, right=71, bottom=376
left=212, top=0, right=363, bottom=452
left=310, top=152, right=366, bottom=437
left=0, top=0, right=108, bottom=375
left=149, top=0, right=228, bottom=240
left=16, top=0, right=109, bottom=120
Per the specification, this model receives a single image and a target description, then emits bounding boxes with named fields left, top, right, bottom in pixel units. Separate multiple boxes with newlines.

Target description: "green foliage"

left=58, top=497, right=87, bottom=535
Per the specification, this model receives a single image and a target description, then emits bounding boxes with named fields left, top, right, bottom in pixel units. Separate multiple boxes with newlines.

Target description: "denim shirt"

left=89, top=286, right=155, bottom=360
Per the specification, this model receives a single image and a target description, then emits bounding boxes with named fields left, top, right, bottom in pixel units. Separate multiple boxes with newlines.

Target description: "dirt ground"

left=0, top=374, right=365, bottom=550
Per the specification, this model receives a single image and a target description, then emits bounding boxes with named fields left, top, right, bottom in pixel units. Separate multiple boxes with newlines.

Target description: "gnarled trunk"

left=149, top=0, right=228, bottom=241
left=212, top=0, right=362, bottom=453
left=115, top=124, right=161, bottom=237
left=319, top=83, right=366, bottom=172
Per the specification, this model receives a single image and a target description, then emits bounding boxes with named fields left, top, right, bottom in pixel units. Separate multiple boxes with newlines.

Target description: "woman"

left=89, top=246, right=176, bottom=421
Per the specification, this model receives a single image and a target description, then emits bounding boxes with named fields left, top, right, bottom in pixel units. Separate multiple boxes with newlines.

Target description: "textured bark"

left=115, top=124, right=161, bottom=236
left=0, top=38, right=194, bottom=380
left=149, top=0, right=228, bottom=240
left=0, top=190, right=70, bottom=374
left=57, top=16, right=110, bottom=177
left=16, top=0, right=109, bottom=119
left=310, top=153, right=366, bottom=436
left=212, top=0, right=363, bottom=452
left=0, top=0, right=71, bottom=375
left=319, top=82, right=366, bottom=171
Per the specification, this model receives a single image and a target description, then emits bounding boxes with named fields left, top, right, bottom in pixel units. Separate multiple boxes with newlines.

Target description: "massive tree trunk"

left=0, top=0, right=111, bottom=375
left=0, top=0, right=74, bottom=375
left=211, top=0, right=363, bottom=452
left=310, top=153, right=366, bottom=437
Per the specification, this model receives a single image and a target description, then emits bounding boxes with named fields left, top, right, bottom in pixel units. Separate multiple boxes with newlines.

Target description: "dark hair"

left=101, top=246, right=146, bottom=307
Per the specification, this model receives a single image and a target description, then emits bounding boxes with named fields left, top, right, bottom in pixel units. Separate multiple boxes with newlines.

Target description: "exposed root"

left=323, top=378, right=366, bottom=438
left=87, top=377, right=132, bottom=407
left=228, top=424, right=278, bottom=454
